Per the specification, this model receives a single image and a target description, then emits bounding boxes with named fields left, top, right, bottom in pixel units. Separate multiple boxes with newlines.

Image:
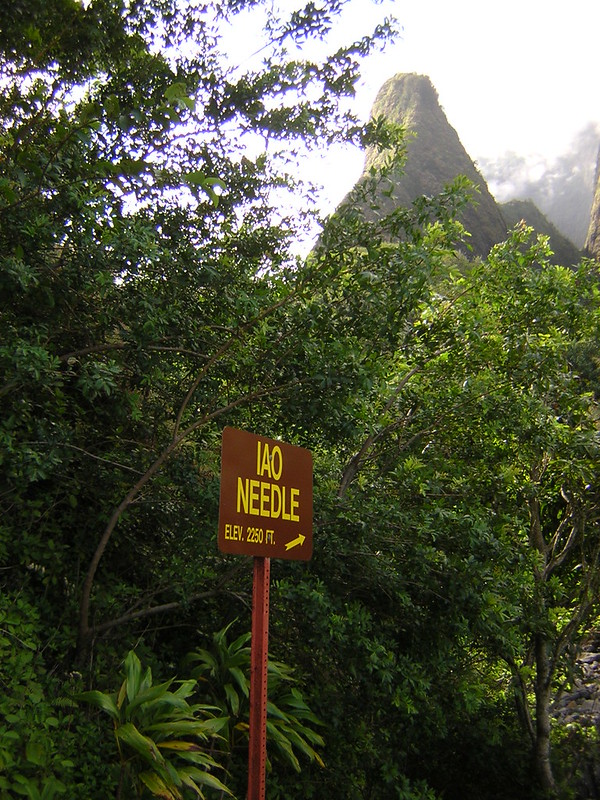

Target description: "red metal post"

left=247, top=556, right=270, bottom=800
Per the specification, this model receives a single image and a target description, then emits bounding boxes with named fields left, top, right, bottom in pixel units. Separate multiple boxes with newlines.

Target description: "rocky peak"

left=584, top=144, right=600, bottom=258
left=355, top=73, right=508, bottom=257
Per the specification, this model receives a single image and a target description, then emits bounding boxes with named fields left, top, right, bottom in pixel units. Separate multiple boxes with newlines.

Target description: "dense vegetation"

left=499, top=199, right=581, bottom=267
left=1, top=1, right=600, bottom=798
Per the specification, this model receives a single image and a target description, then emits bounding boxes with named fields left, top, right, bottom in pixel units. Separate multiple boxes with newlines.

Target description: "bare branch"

left=546, top=520, right=581, bottom=578
left=26, top=441, right=145, bottom=475
left=528, top=497, right=548, bottom=570
left=91, top=565, right=245, bottom=636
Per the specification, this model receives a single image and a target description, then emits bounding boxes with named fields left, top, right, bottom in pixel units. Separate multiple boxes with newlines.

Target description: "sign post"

left=247, top=556, right=269, bottom=800
left=218, top=427, right=313, bottom=800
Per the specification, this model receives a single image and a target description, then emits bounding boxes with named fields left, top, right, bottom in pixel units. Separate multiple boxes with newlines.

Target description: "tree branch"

left=27, top=441, right=145, bottom=475
left=172, top=285, right=305, bottom=440
left=505, top=656, right=536, bottom=746
left=528, top=496, right=548, bottom=572
left=91, top=565, right=245, bottom=636
left=76, top=377, right=301, bottom=660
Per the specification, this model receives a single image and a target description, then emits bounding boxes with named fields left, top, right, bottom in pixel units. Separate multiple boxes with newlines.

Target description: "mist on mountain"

left=477, top=123, right=600, bottom=248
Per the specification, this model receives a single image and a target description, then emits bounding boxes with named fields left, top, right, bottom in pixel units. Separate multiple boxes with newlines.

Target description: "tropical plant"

left=76, top=651, right=231, bottom=799
left=188, top=622, right=324, bottom=783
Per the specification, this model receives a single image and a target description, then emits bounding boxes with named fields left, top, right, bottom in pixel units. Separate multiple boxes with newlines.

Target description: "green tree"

left=0, top=0, right=399, bottom=662
left=77, top=650, right=231, bottom=799
left=317, top=225, right=600, bottom=796
left=0, top=0, right=406, bottom=794
left=408, top=231, right=600, bottom=796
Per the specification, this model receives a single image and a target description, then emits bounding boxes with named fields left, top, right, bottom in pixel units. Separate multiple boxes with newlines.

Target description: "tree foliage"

left=2, top=0, right=600, bottom=798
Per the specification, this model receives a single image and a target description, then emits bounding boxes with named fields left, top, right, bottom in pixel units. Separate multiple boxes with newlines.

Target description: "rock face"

left=552, top=633, right=600, bottom=796
left=346, top=72, right=590, bottom=264
left=553, top=645, right=600, bottom=728
left=355, top=73, right=508, bottom=257
left=584, top=145, right=600, bottom=258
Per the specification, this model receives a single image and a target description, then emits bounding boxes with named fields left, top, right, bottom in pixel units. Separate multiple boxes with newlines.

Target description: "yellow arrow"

left=285, top=533, right=306, bottom=551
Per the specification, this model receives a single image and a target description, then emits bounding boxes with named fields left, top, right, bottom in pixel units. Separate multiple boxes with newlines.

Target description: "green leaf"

left=266, top=722, right=300, bottom=771
left=194, top=716, right=229, bottom=735
left=179, top=767, right=233, bottom=796
left=183, top=170, right=208, bottom=187
left=228, top=666, right=249, bottom=698
left=116, top=722, right=165, bottom=768
left=139, top=771, right=180, bottom=800
left=25, top=739, right=47, bottom=767
left=117, top=678, right=127, bottom=711
left=103, top=94, right=120, bottom=119
left=224, top=683, right=239, bottom=716
left=182, top=172, right=225, bottom=205
left=202, top=177, right=225, bottom=190
left=189, top=649, right=218, bottom=675
left=156, top=740, right=204, bottom=752
left=166, top=749, right=220, bottom=769
left=172, top=679, right=196, bottom=700
left=40, top=776, right=67, bottom=800
left=75, top=690, right=119, bottom=721
left=145, top=720, right=211, bottom=738
left=163, top=82, right=188, bottom=103
left=12, top=773, right=41, bottom=799
left=266, top=701, right=289, bottom=722
left=125, top=679, right=174, bottom=717
left=124, top=651, right=144, bottom=702
left=229, top=631, right=251, bottom=653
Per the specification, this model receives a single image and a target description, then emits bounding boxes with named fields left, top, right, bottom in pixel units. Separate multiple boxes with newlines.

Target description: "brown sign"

left=218, top=427, right=313, bottom=560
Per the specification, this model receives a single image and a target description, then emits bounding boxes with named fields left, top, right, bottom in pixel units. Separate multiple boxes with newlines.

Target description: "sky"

left=299, top=0, right=600, bottom=210
left=225, top=0, right=600, bottom=212
left=353, top=0, right=600, bottom=158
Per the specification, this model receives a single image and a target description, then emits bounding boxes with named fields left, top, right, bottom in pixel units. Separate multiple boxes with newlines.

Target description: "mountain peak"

left=354, top=73, right=508, bottom=257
